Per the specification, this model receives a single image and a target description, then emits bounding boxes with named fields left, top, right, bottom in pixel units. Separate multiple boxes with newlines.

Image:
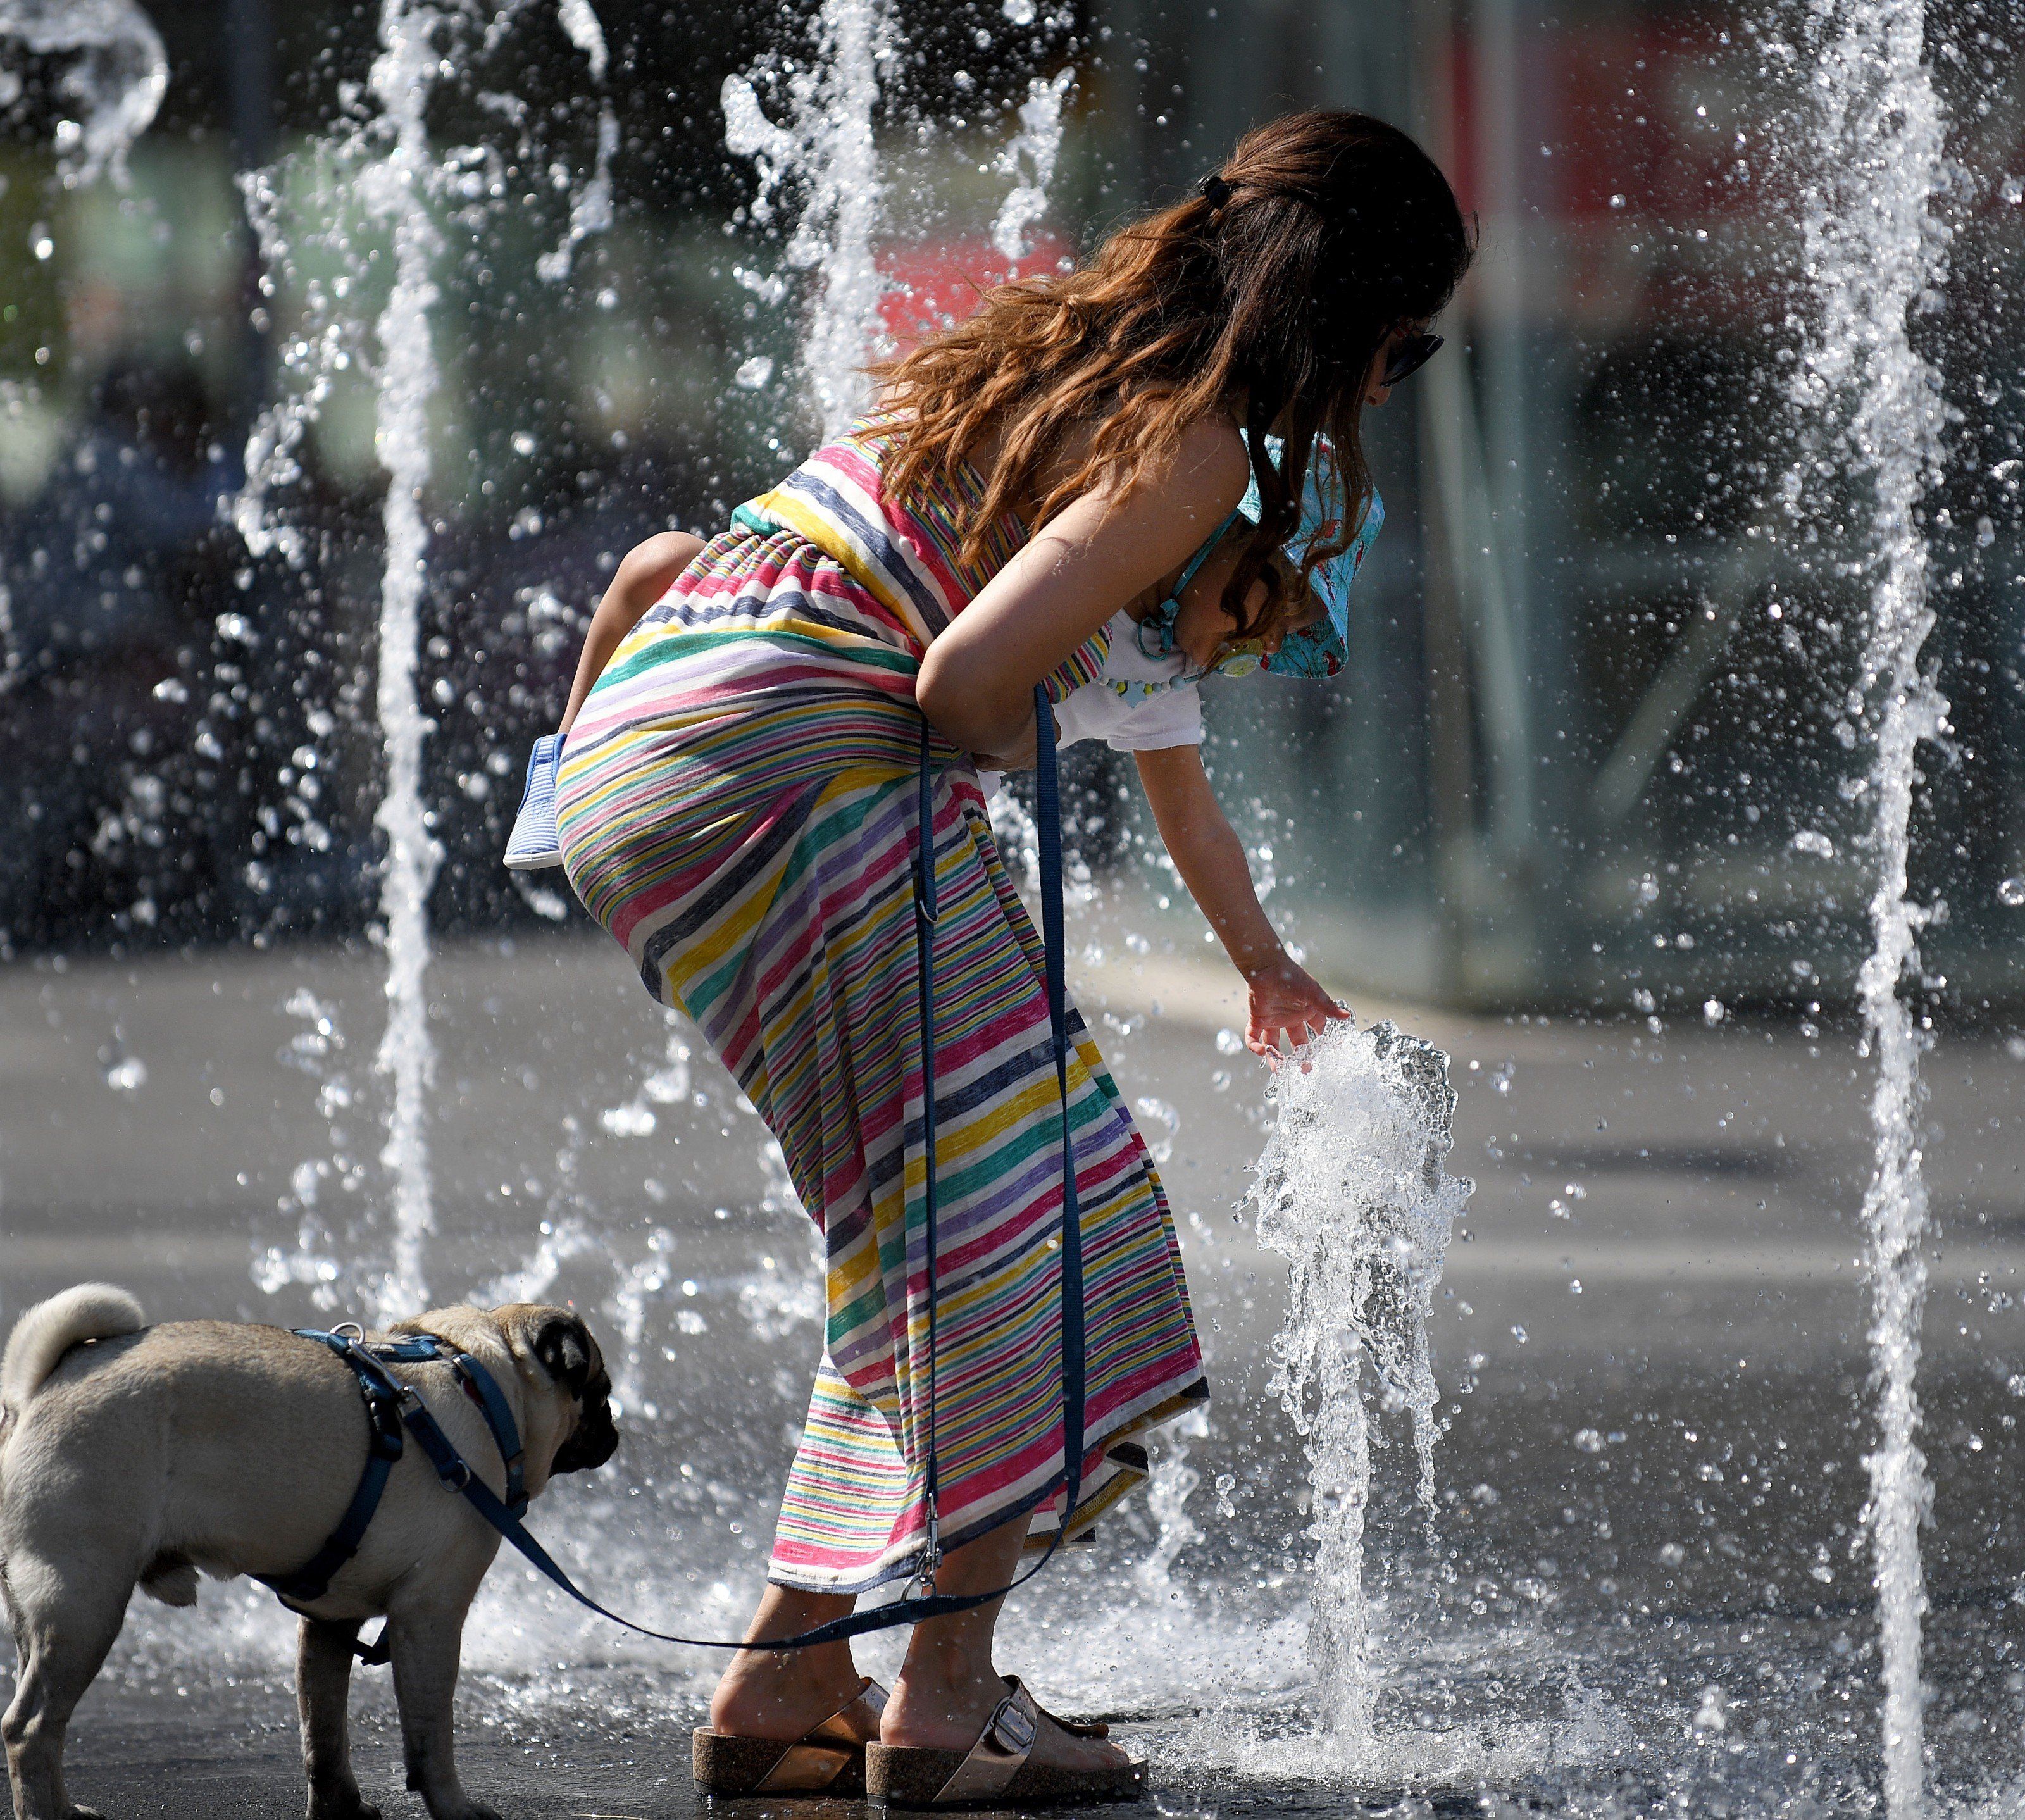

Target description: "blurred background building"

left=1, top=0, right=2021, bottom=1010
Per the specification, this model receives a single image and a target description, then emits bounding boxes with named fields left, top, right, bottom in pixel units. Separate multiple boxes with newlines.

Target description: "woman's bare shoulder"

left=1168, top=413, right=1252, bottom=508
left=954, top=403, right=1250, bottom=529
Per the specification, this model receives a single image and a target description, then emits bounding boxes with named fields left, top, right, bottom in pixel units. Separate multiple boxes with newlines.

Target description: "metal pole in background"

left=225, top=0, right=275, bottom=452
left=1409, top=0, right=1475, bottom=1000
left=1410, top=0, right=1538, bottom=1000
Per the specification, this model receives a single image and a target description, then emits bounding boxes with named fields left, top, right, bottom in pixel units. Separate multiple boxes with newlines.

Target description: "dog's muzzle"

left=553, top=1393, right=618, bottom=1475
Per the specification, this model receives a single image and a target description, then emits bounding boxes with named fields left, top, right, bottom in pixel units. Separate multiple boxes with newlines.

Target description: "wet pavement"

left=5, top=909, right=2025, bottom=1816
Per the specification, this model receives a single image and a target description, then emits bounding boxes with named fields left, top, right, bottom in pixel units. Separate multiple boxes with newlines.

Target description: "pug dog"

left=0, top=1283, right=619, bottom=1820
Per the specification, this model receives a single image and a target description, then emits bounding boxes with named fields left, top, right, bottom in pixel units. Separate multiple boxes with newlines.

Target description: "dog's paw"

left=306, top=1793, right=382, bottom=1820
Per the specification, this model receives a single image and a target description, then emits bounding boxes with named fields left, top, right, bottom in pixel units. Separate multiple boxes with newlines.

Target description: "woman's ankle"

left=711, top=1651, right=863, bottom=1736
left=882, top=1645, right=1007, bottom=1749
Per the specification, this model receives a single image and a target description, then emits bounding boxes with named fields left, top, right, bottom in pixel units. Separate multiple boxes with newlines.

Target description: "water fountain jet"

left=723, top=0, right=895, bottom=438
left=1250, top=1021, right=1471, bottom=1739
left=361, top=0, right=451, bottom=1319
left=1789, top=0, right=1952, bottom=1809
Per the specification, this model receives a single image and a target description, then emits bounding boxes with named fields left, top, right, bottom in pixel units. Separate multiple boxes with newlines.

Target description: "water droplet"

left=103, top=1056, right=147, bottom=1092
left=1214, top=1027, right=1243, bottom=1055
left=1573, top=1428, right=1605, bottom=1453
left=734, top=355, right=775, bottom=390
left=1703, top=999, right=1726, bottom=1026
left=1998, top=876, right=2025, bottom=907
left=599, top=1102, right=656, bottom=1137
left=1133, top=1096, right=1179, bottom=1164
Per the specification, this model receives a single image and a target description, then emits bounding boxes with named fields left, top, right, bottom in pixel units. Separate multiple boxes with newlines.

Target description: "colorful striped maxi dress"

left=555, top=420, right=1209, bottom=1594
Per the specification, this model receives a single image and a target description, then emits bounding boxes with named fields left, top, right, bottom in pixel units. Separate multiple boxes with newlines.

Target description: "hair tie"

left=1199, top=173, right=1231, bottom=213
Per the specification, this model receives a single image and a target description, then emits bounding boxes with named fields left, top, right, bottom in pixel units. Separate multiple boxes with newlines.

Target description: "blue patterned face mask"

left=1244, top=437, right=1381, bottom=680
left=1134, top=437, right=1381, bottom=682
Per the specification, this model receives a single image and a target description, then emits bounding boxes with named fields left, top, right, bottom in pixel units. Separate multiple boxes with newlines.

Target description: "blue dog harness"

left=261, top=685, right=1086, bottom=1659
left=256, top=1327, right=530, bottom=1661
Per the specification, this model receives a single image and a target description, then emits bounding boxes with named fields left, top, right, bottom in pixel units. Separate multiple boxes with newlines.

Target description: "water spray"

left=1250, top=1020, right=1472, bottom=1739
left=361, top=0, right=449, bottom=1318
left=1790, top=1, right=1952, bottom=1808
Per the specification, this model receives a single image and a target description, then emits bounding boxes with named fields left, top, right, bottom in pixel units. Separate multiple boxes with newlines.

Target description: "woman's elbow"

left=916, top=643, right=1007, bottom=749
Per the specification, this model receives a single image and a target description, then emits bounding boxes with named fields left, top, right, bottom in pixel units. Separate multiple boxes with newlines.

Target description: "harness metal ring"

left=331, top=1321, right=366, bottom=1342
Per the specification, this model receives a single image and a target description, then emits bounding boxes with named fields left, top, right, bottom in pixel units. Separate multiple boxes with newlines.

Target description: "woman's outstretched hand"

left=1242, top=951, right=1350, bottom=1059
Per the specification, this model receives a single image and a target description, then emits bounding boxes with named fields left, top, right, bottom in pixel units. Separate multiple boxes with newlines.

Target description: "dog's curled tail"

left=1, top=1283, right=145, bottom=1414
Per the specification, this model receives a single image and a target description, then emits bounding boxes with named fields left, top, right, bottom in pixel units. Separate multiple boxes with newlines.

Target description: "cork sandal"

left=693, top=1676, right=888, bottom=1797
left=865, top=1676, right=1144, bottom=1809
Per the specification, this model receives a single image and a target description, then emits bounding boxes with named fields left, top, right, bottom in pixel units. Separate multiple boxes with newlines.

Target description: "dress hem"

left=762, top=1378, right=1211, bottom=1599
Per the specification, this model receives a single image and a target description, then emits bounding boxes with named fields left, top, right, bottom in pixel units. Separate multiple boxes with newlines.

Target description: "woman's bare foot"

left=707, top=1586, right=873, bottom=1742
left=882, top=1649, right=1129, bottom=1773
left=880, top=1516, right=1129, bottom=1773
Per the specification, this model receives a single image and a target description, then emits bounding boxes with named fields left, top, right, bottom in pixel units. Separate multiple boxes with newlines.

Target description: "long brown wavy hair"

left=873, top=109, right=1474, bottom=641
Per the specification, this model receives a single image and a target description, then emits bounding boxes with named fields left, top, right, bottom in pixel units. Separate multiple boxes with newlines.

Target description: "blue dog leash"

left=268, top=685, right=1087, bottom=1657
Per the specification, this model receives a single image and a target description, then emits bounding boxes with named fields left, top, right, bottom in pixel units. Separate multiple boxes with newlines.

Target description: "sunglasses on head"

left=1381, top=332, right=1443, bottom=387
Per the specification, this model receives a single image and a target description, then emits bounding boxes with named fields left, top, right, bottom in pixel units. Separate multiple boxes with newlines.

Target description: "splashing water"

left=1137, top=1404, right=1210, bottom=1589
left=531, top=0, right=616, bottom=284
left=990, top=68, right=1075, bottom=261
left=251, top=988, right=356, bottom=1305
left=599, top=1019, right=694, bottom=1137
left=723, top=0, right=894, bottom=437
left=1790, top=0, right=1951, bottom=1809
left=1249, top=1020, right=1473, bottom=1738
left=0, top=0, right=166, bottom=188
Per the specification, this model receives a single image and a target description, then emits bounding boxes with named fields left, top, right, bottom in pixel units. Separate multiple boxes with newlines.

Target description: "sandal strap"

left=751, top=1678, right=888, bottom=1793
left=753, top=1738, right=857, bottom=1793
left=934, top=1678, right=1040, bottom=1803
left=804, top=1675, right=888, bottom=1745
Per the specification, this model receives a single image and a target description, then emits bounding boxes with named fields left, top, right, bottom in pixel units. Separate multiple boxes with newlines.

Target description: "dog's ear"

left=531, top=1311, right=594, bottom=1397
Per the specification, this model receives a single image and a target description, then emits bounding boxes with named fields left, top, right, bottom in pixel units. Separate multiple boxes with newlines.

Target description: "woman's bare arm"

left=558, top=531, right=706, bottom=734
left=1135, top=744, right=1349, bottom=1056
left=916, top=417, right=1249, bottom=756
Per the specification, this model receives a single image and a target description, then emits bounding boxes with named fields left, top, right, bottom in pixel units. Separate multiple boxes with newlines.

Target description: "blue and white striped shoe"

left=504, top=733, right=564, bottom=870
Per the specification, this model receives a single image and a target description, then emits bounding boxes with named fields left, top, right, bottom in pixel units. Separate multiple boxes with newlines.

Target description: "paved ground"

left=5, top=904, right=2025, bottom=1816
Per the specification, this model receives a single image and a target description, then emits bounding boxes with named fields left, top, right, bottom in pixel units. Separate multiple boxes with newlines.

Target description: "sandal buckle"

left=990, top=1698, right=1036, bottom=1752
